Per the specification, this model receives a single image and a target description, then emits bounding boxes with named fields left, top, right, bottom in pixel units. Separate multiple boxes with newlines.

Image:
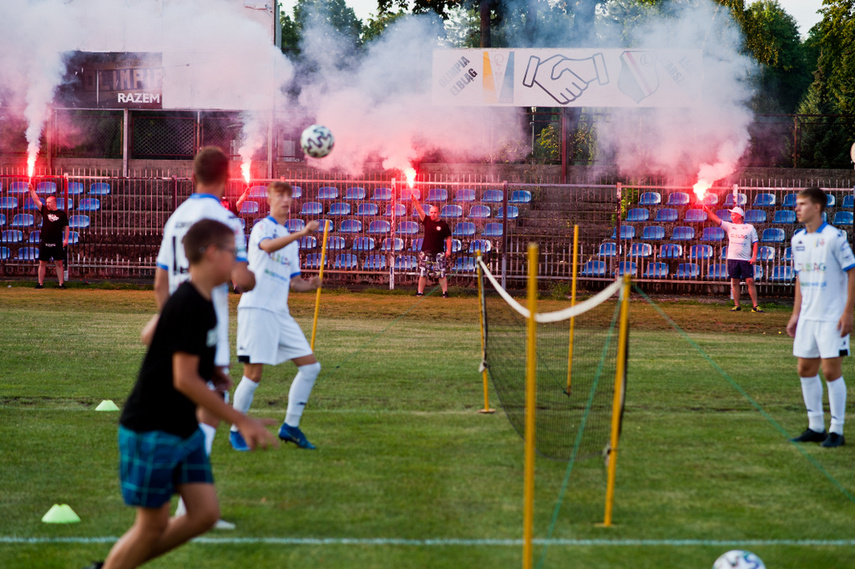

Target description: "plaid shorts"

left=118, top=426, right=213, bottom=509
left=417, top=251, right=447, bottom=278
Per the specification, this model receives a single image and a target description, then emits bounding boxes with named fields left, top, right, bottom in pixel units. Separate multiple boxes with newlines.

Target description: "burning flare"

left=27, top=152, right=36, bottom=180
left=693, top=179, right=711, bottom=201
left=404, top=167, right=416, bottom=189
left=240, top=161, right=251, bottom=185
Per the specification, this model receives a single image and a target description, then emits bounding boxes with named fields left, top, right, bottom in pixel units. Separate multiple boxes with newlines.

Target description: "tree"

left=280, top=0, right=363, bottom=58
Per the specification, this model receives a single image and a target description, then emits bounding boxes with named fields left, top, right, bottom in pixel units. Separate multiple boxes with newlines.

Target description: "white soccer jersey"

left=720, top=221, right=759, bottom=260
left=238, top=216, right=301, bottom=314
left=156, top=193, right=248, bottom=366
left=792, top=223, right=855, bottom=322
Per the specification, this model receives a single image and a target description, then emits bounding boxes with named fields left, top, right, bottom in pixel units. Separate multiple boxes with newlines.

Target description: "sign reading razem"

left=432, top=48, right=702, bottom=108
left=60, top=52, right=164, bottom=109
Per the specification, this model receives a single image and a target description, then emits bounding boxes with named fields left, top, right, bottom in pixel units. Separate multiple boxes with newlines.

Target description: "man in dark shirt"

left=412, top=192, right=452, bottom=298
left=28, top=184, right=69, bottom=289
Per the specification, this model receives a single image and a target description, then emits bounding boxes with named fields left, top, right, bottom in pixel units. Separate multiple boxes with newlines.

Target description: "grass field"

left=1, top=282, right=855, bottom=569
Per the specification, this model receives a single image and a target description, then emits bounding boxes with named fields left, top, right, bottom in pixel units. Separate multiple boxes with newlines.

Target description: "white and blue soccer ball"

left=300, top=124, right=334, bottom=158
left=712, top=550, right=766, bottom=569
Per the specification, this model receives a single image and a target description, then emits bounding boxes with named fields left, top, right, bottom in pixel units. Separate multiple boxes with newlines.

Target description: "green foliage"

left=534, top=123, right=560, bottom=163
left=280, top=0, right=363, bottom=57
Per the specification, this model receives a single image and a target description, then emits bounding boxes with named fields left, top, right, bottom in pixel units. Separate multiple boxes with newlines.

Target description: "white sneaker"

left=214, top=519, right=236, bottom=530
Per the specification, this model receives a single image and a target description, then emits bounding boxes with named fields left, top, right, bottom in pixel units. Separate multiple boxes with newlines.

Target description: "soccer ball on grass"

left=712, top=550, right=765, bottom=569
left=300, top=124, right=334, bottom=158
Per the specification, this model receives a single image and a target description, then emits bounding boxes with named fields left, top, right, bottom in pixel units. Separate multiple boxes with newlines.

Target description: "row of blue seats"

left=612, top=225, right=793, bottom=243
left=0, top=197, right=101, bottom=212
left=0, top=230, right=81, bottom=245
left=245, top=218, right=505, bottom=238
left=0, top=214, right=91, bottom=230
left=302, top=252, right=478, bottom=273
left=296, top=235, right=493, bottom=255
left=580, top=259, right=794, bottom=281
left=598, top=242, right=792, bottom=261
left=238, top=200, right=520, bottom=220
left=625, top=207, right=850, bottom=225
left=636, top=190, right=850, bottom=208
left=243, top=185, right=532, bottom=204
left=1, top=181, right=111, bottom=196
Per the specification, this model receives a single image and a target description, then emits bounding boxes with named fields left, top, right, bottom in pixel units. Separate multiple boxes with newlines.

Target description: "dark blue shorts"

left=727, top=259, right=754, bottom=280
left=118, top=426, right=213, bottom=509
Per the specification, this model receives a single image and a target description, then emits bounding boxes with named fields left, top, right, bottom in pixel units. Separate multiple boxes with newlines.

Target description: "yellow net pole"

left=523, top=243, right=538, bottom=569
left=603, top=273, right=630, bottom=527
left=565, top=224, right=579, bottom=394
left=476, top=250, right=495, bottom=414
left=310, top=220, right=330, bottom=351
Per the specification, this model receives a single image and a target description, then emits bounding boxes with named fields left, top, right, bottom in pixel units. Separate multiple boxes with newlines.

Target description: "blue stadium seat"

left=0, top=197, right=19, bottom=210
left=248, top=185, right=267, bottom=198
left=598, top=242, right=617, bottom=257
left=67, top=182, right=84, bottom=196
left=629, top=243, right=652, bottom=258
left=441, top=204, right=463, bottom=218
left=410, top=238, right=423, bottom=251
left=16, top=246, right=39, bottom=261
left=453, top=257, right=476, bottom=273
left=301, top=201, right=323, bottom=215
left=701, top=227, right=725, bottom=241
left=344, top=187, right=366, bottom=200
left=55, top=198, right=72, bottom=210
left=8, top=182, right=28, bottom=194
left=723, top=193, right=747, bottom=207
left=744, top=210, right=766, bottom=224
left=303, top=253, right=326, bottom=269
left=496, top=206, right=519, bottom=220
left=482, top=223, right=503, bottom=237
left=450, top=239, right=463, bottom=253
left=753, top=193, right=776, bottom=207
left=720, top=246, right=728, bottom=259
left=702, top=193, right=718, bottom=206
left=666, top=192, right=690, bottom=206
left=400, top=188, right=416, bottom=201
left=843, top=195, right=854, bottom=208
left=617, top=261, right=637, bottom=277
left=643, top=262, right=669, bottom=278
left=453, top=222, right=476, bottom=237
left=827, top=194, right=837, bottom=207
left=626, top=208, right=649, bottom=222
left=36, top=182, right=57, bottom=195
left=395, top=255, right=417, bottom=271
left=659, top=243, right=683, bottom=259
left=11, top=214, right=34, bottom=228
left=385, top=204, right=406, bottom=217
left=715, top=209, right=732, bottom=223
left=327, top=236, right=346, bottom=250
left=783, top=247, right=792, bottom=262
left=69, top=215, right=90, bottom=229
left=89, top=182, right=110, bottom=196
left=315, top=219, right=334, bottom=233
left=688, top=244, right=713, bottom=260
left=372, top=187, right=392, bottom=201
left=23, top=198, right=39, bottom=211
left=425, top=188, right=448, bottom=202
left=509, top=190, right=532, bottom=204
left=638, top=192, right=661, bottom=206
left=1, top=230, right=23, bottom=243
left=0, top=246, right=8, bottom=260
left=328, top=202, right=351, bottom=216
left=398, top=221, right=419, bottom=235
left=773, top=210, right=796, bottom=223
left=454, top=189, right=476, bottom=202
left=317, top=186, right=339, bottom=200
left=833, top=211, right=853, bottom=226
left=298, top=236, right=316, bottom=249
left=580, top=260, right=606, bottom=277
left=675, top=263, right=700, bottom=279
left=67, top=231, right=80, bottom=245
left=642, top=226, right=665, bottom=240
left=610, top=226, right=636, bottom=239
left=0, top=213, right=5, bottom=226
left=782, top=193, right=797, bottom=208
left=684, top=209, right=707, bottom=223
left=757, top=246, right=775, bottom=261
left=351, top=237, right=375, bottom=251
left=239, top=201, right=259, bottom=215
left=78, top=198, right=100, bottom=211
left=381, top=237, right=404, bottom=252
left=364, top=254, right=386, bottom=270
left=290, top=186, right=303, bottom=199
left=468, top=205, right=491, bottom=219
left=654, top=208, right=678, bottom=222
left=286, top=219, right=305, bottom=232
left=770, top=265, right=794, bottom=282
left=482, top=190, right=503, bottom=203
left=672, top=226, right=694, bottom=240
left=753, top=265, right=764, bottom=280
left=368, top=220, right=391, bottom=234
left=28, top=230, right=40, bottom=243
left=469, top=239, right=492, bottom=254
left=355, top=203, right=380, bottom=216
left=707, top=264, right=729, bottom=280
left=339, top=219, right=362, bottom=233
left=761, top=228, right=786, bottom=243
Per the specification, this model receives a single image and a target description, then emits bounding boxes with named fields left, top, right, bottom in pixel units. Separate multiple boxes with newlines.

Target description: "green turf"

left=1, top=285, right=854, bottom=568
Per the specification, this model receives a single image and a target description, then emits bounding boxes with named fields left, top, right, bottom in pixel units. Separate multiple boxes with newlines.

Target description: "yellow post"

left=523, top=243, right=538, bottom=569
left=603, top=273, right=631, bottom=527
left=565, top=224, right=579, bottom=394
left=476, top=250, right=495, bottom=414
left=310, top=220, right=330, bottom=351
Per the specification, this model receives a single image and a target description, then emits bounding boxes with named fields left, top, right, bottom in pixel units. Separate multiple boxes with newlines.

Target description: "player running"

left=787, top=187, right=855, bottom=448
left=230, top=181, right=322, bottom=451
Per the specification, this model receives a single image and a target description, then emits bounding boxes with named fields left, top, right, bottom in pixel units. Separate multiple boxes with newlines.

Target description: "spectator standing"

left=412, top=192, right=451, bottom=298
left=28, top=185, right=69, bottom=289
left=704, top=205, right=763, bottom=312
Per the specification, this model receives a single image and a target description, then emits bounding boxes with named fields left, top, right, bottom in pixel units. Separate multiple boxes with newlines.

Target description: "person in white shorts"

left=231, top=181, right=322, bottom=451
left=152, top=146, right=256, bottom=529
left=787, top=187, right=855, bottom=448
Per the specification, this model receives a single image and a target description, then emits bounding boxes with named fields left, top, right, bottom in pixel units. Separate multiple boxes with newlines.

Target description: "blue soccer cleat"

left=229, top=430, right=250, bottom=452
left=278, top=423, right=316, bottom=449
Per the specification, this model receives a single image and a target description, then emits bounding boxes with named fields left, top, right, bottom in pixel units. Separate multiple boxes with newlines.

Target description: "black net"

left=481, top=270, right=626, bottom=462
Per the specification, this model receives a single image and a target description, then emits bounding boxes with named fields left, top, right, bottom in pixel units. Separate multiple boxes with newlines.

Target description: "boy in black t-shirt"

left=88, top=220, right=277, bottom=569
left=28, top=184, right=69, bottom=289
left=412, top=192, right=452, bottom=298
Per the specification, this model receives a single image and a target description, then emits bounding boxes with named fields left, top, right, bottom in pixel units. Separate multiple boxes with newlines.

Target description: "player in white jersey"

left=153, top=147, right=256, bottom=528
left=787, top=187, right=855, bottom=448
left=231, top=181, right=322, bottom=451
left=705, top=205, right=762, bottom=312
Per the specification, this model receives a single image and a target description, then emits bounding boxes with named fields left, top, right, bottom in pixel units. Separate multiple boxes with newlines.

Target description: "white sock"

left=231, top=376, right=259, bottom=432
left=199, top=422, right=217, bottom=456
left=800, top=375, right=825, bottom=432
left=827, top=376, right=847, bottom=435
left=285, top=362, right=321, bottom=428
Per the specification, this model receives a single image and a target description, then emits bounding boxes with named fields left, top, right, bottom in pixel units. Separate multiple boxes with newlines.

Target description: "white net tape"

left=477, top=258, right=623, bottom=323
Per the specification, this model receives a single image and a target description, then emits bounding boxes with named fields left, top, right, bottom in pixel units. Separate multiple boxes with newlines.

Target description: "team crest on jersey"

left=817, top=238, right=825, bottom=247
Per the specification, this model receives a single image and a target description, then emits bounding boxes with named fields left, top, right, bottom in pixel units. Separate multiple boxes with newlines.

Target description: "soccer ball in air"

left=300, top=124, right=334, bottom=158
left=712, top=550, right=766, bottom=569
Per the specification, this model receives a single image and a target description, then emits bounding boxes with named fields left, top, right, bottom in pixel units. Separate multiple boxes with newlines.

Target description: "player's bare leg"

left=279, top=354, right=321, bottom=449
left=440, top=276, right=448, bottom=296
left=230, top=363, right=263, bottom=452
left=745, top=277, right=760, bottom=311
left=37, top=260, right=47, bottom=287
left=102, top=502, right=172, bottom=569
left=417, top=275, right=426, bottom=295
left=730, top=278, right=741, bottom=310
left=55, top=260, right=65, bottom=286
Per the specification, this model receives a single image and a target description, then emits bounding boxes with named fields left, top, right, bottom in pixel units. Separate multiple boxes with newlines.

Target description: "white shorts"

left=237, top=307, right=312, bottom=365
left=793, top=319, right=850, bottom=360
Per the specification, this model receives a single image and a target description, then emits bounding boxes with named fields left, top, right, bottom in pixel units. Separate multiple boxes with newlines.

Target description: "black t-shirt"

left=120, top=281, right=218, bottom=438
left=421, top=217, right=451, bottom=254
left=40, top=205, right=68, bottom=245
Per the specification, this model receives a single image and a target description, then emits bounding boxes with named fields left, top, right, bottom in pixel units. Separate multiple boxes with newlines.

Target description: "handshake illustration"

left=522, top=53, right=609, bottom=105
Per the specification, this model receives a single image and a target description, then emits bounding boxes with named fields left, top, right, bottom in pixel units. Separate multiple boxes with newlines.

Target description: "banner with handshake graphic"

left=432, top=48, right=702, bottom=108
